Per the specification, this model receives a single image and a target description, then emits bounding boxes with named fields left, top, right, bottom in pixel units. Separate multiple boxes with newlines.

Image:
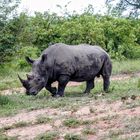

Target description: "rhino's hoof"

left=83, top=92, right=90, bottom=95
left=52, top=94, right=64, bottom=98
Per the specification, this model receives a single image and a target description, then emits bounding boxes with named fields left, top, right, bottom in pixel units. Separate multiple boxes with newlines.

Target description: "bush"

left=1, top=8, right=140, bottom=63
left=11, top=46, right=41, bottom=69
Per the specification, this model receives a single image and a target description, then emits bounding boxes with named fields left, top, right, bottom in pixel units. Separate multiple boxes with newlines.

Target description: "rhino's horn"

left=25, top=56, right=34, bottom=65
left=26, top=74, right=33, bottom=80
left=18, top=74, right=27, bottom=87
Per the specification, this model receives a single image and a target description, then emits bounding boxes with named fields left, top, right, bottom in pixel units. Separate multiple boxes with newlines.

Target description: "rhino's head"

left=18, top=54, right=48, bottom=96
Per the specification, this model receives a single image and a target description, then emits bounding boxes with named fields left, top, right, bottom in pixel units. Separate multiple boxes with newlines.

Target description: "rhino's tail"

left=97, top=55, right=112, bottom=78
left=102, top=55, right=112, bottom=77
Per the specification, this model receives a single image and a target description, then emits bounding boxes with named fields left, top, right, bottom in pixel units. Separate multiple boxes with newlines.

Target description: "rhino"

left=18, top=43, right=112, bottom=97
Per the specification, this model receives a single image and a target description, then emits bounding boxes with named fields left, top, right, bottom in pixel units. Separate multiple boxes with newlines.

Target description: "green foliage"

left=12, top=46, right=40, bottom=69
left=0, top=0, right=20, bottom=63
left=1, top=4, right=140, bottom=64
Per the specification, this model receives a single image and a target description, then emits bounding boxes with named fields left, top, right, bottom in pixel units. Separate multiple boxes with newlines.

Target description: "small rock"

left=53, top=120, right=62, bottom=127
left=75, top=106, right=90, bottom=115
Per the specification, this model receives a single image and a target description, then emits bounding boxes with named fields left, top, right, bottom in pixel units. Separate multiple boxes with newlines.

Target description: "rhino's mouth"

left=26, top=85, right=44, bottom=96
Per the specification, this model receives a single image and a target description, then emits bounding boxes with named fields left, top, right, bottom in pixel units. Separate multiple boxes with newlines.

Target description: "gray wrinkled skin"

left=19, top=43, right=112, bottom=96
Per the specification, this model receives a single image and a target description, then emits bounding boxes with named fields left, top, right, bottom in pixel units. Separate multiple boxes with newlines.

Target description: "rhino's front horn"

left=18, top=74, right=27, bottom=87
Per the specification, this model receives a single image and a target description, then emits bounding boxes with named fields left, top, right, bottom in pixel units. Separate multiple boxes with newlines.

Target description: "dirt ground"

left=0, top=72, right=140, bottom=139
left=0, top=98, right=140, bottom=139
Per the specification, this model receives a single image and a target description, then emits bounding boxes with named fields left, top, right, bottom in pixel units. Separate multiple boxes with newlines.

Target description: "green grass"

left=112, top=59, right=140, bottom=75
left=63, top=118, right=81, bottom=128
left=0, top=95, right=14, bottom=106
left=0, top=75, right=140, bottom=117
left=35, top=131, right=59, bottom=140
left=36, top=116, right=52, bottom=124
left=0, top=66, right=26, bottom=90
left=63, top=118, right=96, bottom=128
left=64, top=133, right=83, bottom=140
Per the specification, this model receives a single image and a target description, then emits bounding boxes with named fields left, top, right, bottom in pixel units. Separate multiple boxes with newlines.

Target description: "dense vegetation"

left=0, top=0, right=140, bottom=69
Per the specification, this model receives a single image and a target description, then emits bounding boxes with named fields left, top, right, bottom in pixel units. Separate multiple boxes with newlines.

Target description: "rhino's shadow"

left=64, top=92, right=86, bottom=97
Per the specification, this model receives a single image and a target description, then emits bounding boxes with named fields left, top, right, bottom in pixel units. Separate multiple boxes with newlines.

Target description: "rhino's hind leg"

left=102, top=75, right=110, bottom=92
left=57, top=75, right=70, bottom=97
left=84, top=80, right=94, bottom=94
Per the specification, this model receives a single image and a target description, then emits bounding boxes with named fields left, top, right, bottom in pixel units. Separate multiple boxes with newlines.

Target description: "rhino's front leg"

left=57, top=75, right=70, bottom=97
left=45, top=82, right=57, bottom=97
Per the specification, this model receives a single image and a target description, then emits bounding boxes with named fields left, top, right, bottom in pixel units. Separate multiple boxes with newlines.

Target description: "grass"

left=82, top=127, right=96, bottom=135
left=0, top=75, right=140, bottom=117
left=0, top=121, right=31, bottom=132
left=123, top=117, right=140, bottom=133
left=0, top=95, right=14, bottom=106
left=36, top=116, right=52, bottom=124
left=101, top=116, right=140, bottom=140
left=0, top=67, right=26, bottom=91
left=64, top=133, right=83, bottom=140
left=63, top=118, right=97, bottom=128
left=63, top=118, right=81, bottom=128
left=112, top=59, right=140, bottom=75
left=35, top=131, right=59, bottom=140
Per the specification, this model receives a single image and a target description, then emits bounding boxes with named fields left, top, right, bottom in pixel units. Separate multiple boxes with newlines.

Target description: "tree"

left=106, top=0, right=140, bottom=18
left=0, top=0, right=20, bottom=63
left=0, top=0, right=20, bottom=22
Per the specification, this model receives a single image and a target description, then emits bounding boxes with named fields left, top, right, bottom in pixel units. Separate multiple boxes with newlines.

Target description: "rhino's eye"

left=37, top=78, right=41, bottom=81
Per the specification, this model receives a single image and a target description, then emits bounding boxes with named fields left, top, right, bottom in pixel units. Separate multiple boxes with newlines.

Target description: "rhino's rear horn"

left=26, top=74, right=33, bottom=80
left=41, top=54, right=47, bottom=63
left=25, top=56, right=34, bottom=65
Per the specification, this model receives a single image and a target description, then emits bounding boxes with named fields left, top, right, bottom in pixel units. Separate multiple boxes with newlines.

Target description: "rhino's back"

left=44, top=43, right=109, bottom=81
left=46, top=43, right=107, bottom=59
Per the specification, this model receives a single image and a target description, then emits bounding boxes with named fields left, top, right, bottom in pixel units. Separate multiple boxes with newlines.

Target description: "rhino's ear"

left=41, top=54, right=47, bottom=63
left=25, top=56, right=34, bottom=65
